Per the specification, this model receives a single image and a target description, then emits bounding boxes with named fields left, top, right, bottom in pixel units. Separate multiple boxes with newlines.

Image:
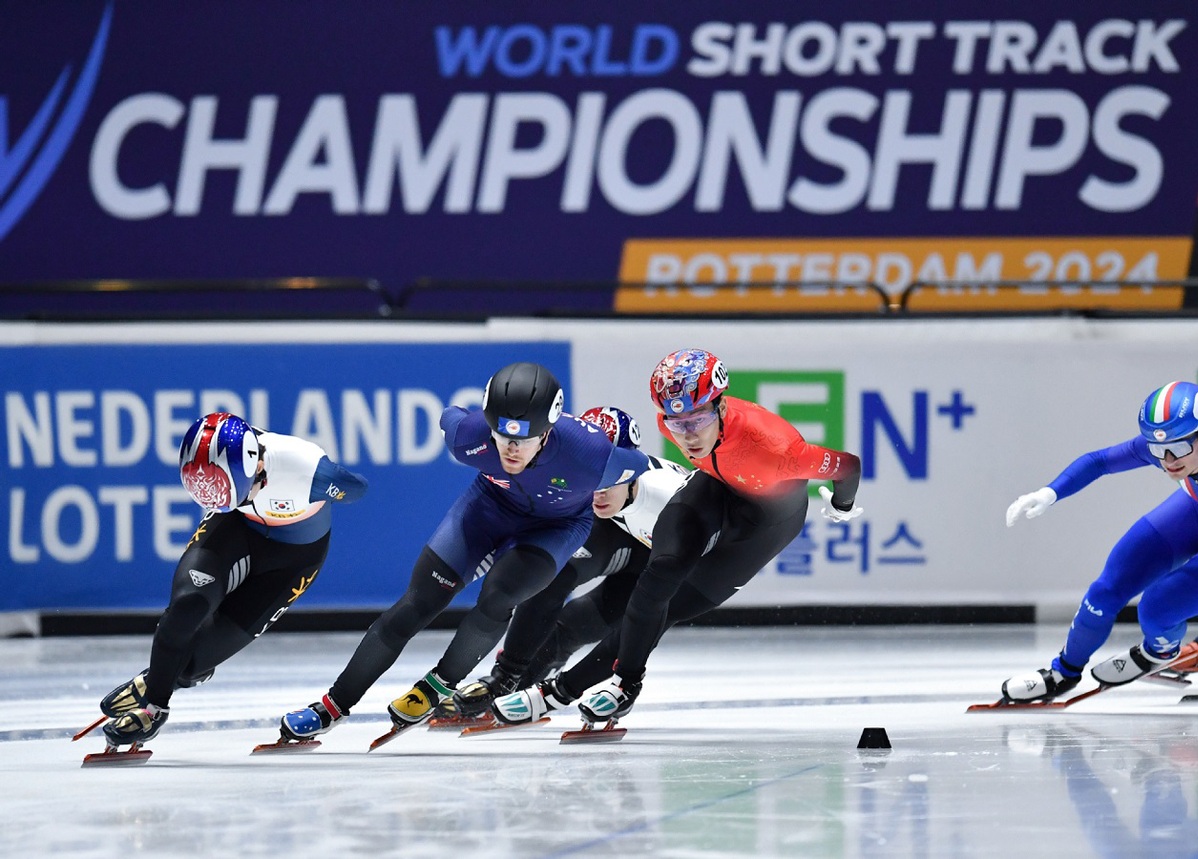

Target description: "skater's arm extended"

left=1006, top=438, right=1153, bottom=526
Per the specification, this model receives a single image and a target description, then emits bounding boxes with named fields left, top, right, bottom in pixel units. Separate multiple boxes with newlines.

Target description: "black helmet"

left=483, top=362, right=564, bottom=439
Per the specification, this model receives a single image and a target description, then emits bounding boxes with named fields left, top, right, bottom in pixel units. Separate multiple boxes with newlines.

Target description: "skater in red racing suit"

left=493, top=348, right=862, bottom=727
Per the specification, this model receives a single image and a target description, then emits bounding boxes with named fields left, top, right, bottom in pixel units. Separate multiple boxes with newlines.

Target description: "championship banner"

left=0, top=3, right=1194, bottom=310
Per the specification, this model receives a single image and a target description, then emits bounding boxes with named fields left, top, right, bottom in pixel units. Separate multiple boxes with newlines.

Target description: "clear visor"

left=491, top=430, right=541, bottom=449
left=662, top=408, right=720, bottom=435
left=1147, top=435, right=1196, bottom=459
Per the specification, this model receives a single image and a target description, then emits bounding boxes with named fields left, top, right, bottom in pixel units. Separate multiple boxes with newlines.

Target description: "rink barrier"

left=30, top=605, right=1046, bottom=637
left=4, top=277, right=1198, bottom=321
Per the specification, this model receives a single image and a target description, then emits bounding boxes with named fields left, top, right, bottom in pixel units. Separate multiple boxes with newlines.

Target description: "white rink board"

left=4, top=317, right=1196, bottom=618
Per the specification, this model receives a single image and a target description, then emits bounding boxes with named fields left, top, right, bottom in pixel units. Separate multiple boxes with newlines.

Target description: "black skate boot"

left=452, top=661, right=522, bottom=717
left=1001, top=667, right=1081, bottom=702
left=100, top=670, right=150, bottom=718
left=578, top=674, right=642, bottom=723
left=102, top=704, right=169, bottom=747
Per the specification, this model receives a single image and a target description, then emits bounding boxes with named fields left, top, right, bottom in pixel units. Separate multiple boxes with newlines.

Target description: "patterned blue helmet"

left=179, top=412, right=261, bottom=511
left=1139, top=381, right=1198, bottom=443
left=580, top=406, right=642, bottom=450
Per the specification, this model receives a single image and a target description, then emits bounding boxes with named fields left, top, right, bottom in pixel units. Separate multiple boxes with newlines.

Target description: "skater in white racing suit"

left=97, top=412, right=367, bottom=749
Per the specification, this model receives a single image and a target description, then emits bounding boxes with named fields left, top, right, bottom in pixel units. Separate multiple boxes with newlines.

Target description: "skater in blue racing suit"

left=277, top=363, right=649, bottom=743
left=1002, top=381, right=1198, bottom=702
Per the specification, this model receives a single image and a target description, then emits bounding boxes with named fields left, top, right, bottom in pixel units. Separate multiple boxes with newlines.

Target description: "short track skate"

left=251, top=736, right=322, bottom=755
left=72, top=715, right=109, bottom=741
left=967, top=684, right=1109, bottom=712
left=368, top=719, right=426, bottom=751
left=459, top=715, right=551, bottom=736
left=81, top=741, right=152, bottom=766
left=559, top=719, right=626, bottom=744
left=970, top=647, right=1198, bottom=712
left=426, top=712, right=496, bottom=731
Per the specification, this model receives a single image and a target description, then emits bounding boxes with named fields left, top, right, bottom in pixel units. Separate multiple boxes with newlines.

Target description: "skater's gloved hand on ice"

left=1005, top=487, right=1057, bottom=527
left=819, top=486, right=863, bottom=523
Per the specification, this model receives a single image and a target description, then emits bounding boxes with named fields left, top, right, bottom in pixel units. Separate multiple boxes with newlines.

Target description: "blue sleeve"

left=598, top=446, right=650, bottom=489
left=440, top=405, right=470, bottom=449
left=441, top=406, right=490, bottom=466
left=311, top=456, right=369, bottom=503
left=1048, top=438, right=1157, bottom=501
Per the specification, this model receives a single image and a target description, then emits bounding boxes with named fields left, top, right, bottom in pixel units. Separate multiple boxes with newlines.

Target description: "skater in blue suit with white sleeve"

left=1002, top=381, right=1198, bottom=702
left=277, top=362, right=649, bottom=744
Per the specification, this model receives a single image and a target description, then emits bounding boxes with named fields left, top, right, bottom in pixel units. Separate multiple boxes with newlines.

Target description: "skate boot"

left=102, top=704, right=169, bottom=747
left=452, top=662, right=521, bottom=717
left=176, top=667, right=215, bottom=689
left=1091, top=644, right=1178, bottom=686
left=492, top=677, right=575, bottom=725
left=430, top=696, right=457, bottom=720
left=280, top=694, right=348, bottom=742
left=579, top=675, right=641, bottom=723
left=99, top=669, right=150, bottom=717
left=1001, top=667, right=1081, bottom=702
left=387, top=671, right=454, bottom=730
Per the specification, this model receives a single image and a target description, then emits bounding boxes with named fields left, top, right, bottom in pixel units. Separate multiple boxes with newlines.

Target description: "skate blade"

left=427, top=714, right=494, bottom=731
left=72, top=715, right=109, bottom=741
left=460, top=716, right=550, bottom=736
left=1179, top=693, right=1198, bottom=704
left=559, top=722, right=626, bottom=744
left=251, top=738, right=322, bottom=754
left=1142, top=670, right=1191, bottom=687
left=82, top=744, right=152, bottom=766
left=368, top=724, right=417, bottom=751
left=967, top=684, right=1108, bottom=712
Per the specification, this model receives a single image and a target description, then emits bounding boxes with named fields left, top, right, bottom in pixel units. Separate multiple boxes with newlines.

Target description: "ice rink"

left=4, top=624, right=1198, bottom=858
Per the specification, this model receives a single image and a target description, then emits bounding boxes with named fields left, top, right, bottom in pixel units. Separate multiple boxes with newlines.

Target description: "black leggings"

left=145, top=512, right=329, bottom=708
left=328, top=542, right=558, bottom=710
left=558, top=472, right=808, bottom=698
left=501, top=517, right=648, bottom=684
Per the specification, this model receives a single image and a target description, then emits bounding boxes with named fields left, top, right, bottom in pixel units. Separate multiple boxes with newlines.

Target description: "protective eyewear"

left=1147, top=435, right=1197, bottom=459
left=492, top=431, right=541, bottom=449
left=662, top=408, right=720, bottom=435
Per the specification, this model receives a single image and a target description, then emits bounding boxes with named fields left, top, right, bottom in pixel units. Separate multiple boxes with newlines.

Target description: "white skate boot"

left=492, top=678, right=573, bottom=725
left=1090, top=644, right=1176, bottom=686
left=1001, top=667, right=1080, bottom=702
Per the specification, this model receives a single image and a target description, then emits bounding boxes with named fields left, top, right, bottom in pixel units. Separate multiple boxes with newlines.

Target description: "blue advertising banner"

left=0, top=2, right=1194, bottom=301
left=1, top=340, right=571, bottom=611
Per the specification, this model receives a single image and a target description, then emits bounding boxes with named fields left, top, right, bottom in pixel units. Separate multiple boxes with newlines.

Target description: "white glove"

left=819, top=486, right=863, bottom=523
left=1005, top=487, right=1057, bottom=527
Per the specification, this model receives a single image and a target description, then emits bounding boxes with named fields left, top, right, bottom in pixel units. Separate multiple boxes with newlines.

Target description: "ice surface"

left=4, top=625, right=1197, bottom=858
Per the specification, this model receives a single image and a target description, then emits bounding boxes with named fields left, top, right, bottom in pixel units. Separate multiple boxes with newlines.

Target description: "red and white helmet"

left=580, top=406, right=642, bottom=450
left=179, top=412, right=261, bottom=512
left=649, top=349, right=729, bottom=415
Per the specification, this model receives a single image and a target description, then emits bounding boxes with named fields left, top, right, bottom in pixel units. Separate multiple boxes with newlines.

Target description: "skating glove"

left=1005, top=487, right=1057, bottom=527
left=819, top=486, right=863, bottom=522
